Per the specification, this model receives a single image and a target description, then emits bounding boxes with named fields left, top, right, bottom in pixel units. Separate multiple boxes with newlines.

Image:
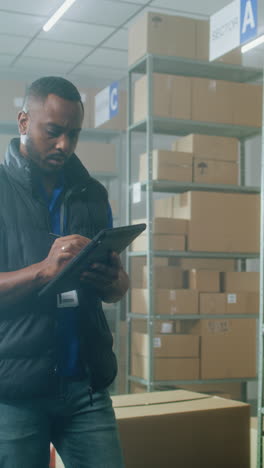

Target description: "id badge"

left=57, top=290, right=79, bottom=308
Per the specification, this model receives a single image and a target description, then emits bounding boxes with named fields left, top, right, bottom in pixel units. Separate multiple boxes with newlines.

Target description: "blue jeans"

left=0, top=377, right=124, bottom=468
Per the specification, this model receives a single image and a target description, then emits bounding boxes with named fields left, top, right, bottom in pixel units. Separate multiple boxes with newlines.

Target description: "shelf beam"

left=138, top=180, right=260, bottom=194
left=128, top=313, right=258, bottom=320
left=129, top=250, right=259, bottom=259
left=128, top=375, right=257, bottom=386
left=130, top=118, right=261, bottom=139
left=129, top=54, right=263, bottom=83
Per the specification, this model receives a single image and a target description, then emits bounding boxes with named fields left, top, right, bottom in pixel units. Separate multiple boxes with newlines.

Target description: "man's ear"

left=18, top=110, right=29, bottom=136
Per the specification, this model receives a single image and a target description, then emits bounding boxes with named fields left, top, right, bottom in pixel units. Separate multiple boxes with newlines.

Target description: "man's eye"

left=46, top=129, right=60, bottom=137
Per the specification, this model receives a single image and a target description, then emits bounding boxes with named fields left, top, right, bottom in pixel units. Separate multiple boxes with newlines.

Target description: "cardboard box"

left=172, top=134, right=239, bottom=162
left=113, top=390, right=250, bottom=468
left=128, top=12, right=196, bottom=65
left=139, top=150, right=192, bottom=182
left=75, top=140, right=116, bottom=173
left=223, top=272, right=259, bottom=292
left=192, top=78, right=234, bottom=124
left=196, top=19, right=242, bottom=64
left=154, top=195, right=176, bottom=218
left=188, top=270, right=220, bottom=292
left=131, top=354, right=199, bottom=381
left=142, top=265, right=183, bottom=289
left=200, top=318, right=256, bottom=379
left=131, top=234, right=185, bottom=251
left=250, top=417, right=264, bottom=468
left=132, top=332, right=199, bottom=358
left=175, top=382, right=242, bottom=401
left=131, top=289, right=199, bottom=315
left=173, top=191, right=260, bottom=253
left=200, top=292, right=259, bottom=315
left=232, top=82, right=262, bottom=128
left=170, top=257, right=236, bottom=271
left=133, top=217, right=188, bottom=235
left=132, top=319, right=176, bottom=335
left=133, top=74, right=191, bottom=123
left=130, top=256, right=169, bottom=288
left=193, top=159, right=239, bottom=185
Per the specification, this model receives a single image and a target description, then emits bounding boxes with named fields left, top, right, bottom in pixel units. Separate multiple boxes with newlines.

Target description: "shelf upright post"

left=146, top=54, right=155, bottom=392
left=257, top=68, right=264, bottom=468
left=125, top=64, right=134, bottom=393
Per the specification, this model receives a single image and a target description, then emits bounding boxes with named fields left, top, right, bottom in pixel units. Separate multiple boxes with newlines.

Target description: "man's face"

left=18, top=93, right=83, bottom=173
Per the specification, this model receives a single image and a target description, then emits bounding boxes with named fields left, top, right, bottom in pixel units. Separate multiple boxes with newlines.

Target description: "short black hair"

left=23, top=76, right=83, bottom=112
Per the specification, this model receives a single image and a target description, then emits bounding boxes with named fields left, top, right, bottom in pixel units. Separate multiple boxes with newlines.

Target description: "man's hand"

left=39, top=234, right=91, bottom=284
left=80, top=252, right=129, bottom=303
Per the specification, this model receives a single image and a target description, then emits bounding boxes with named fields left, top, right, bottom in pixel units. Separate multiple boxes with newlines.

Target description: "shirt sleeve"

left=107, top=202, right=113, bottom=229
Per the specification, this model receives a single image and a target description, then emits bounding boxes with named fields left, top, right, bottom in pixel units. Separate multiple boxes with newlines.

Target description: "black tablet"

left=38, top=223, right=146, bottom=297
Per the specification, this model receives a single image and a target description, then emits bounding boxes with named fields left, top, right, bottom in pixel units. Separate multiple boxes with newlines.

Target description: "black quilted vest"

left=0, top=138, right=117, bottom=399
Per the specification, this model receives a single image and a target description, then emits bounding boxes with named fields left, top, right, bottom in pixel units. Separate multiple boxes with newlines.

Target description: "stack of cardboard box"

left=133, top=72, right=262, bottom=127
left=138, top=136, right=239, bottom=185
left=130, top=270, right=258, bottom=382
left=131, top=217, right=187, bottom=252
left=154, top=190, right=260, bottom=253
left=130, top=12, right=262, bottom=128
left=128, top=12, right=242, bottom=66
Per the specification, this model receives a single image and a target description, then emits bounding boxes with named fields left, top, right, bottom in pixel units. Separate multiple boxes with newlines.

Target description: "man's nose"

left=55, top=134, right=71, bottom=154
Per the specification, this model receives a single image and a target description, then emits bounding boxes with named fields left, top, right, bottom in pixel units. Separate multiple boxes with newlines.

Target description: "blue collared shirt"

left=39, top=178, right=113, bottom=376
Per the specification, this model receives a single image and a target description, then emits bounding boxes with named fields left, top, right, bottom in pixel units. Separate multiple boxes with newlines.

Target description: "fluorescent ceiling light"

left=242, top=34, right=264, bottom=54
left=43, top=0, right=77, bottom=32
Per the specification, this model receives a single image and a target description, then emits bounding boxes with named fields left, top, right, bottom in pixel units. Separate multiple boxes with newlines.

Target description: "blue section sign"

left=109, top=81, right=119, bottom=119
left=240, top=0, right=258, bottom=44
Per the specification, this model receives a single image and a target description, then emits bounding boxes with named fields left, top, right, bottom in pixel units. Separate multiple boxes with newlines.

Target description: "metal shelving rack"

left=126, top=54, right=262, bottom=402
left=257, top=67, right=264, bottom=468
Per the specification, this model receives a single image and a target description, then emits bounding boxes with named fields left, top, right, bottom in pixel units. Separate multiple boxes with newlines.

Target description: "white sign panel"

left=210, top=0, right=258, bottom=61
left=95, top=82, right=119, bottom=128
left=210, top=0, right=240, bottom=61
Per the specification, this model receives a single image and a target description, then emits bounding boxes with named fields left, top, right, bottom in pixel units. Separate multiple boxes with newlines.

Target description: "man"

left=0, top=76, right=129, bottom=467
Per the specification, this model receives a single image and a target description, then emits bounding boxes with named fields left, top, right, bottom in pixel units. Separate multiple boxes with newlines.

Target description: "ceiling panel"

left=0, top=11, right=44, bottom=36
left=0, top=35, right=29, bottom=55
left=0, top=0, right=61, bottom=16
left=151, top=0, right=231, bottom=16
left=103, top=29, right=128, bottom=50
left=39, top=20, right=114, bottom=46
left=0, top=54, right=16, bottom=66
left=111, top=0, right=149, bottom=3
left=72, top=64, right=126, bottom=81
left=13, top=56, right=74, bottom=74
left=64, top=0, right=140, bottom=26
left=24, top=39, right=92, bottom=62
left=83, top=48, right=128, bottom=68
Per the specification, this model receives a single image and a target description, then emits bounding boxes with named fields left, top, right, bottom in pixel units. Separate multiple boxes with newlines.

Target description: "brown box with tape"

left=131, top=288, right=199, bottom=315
